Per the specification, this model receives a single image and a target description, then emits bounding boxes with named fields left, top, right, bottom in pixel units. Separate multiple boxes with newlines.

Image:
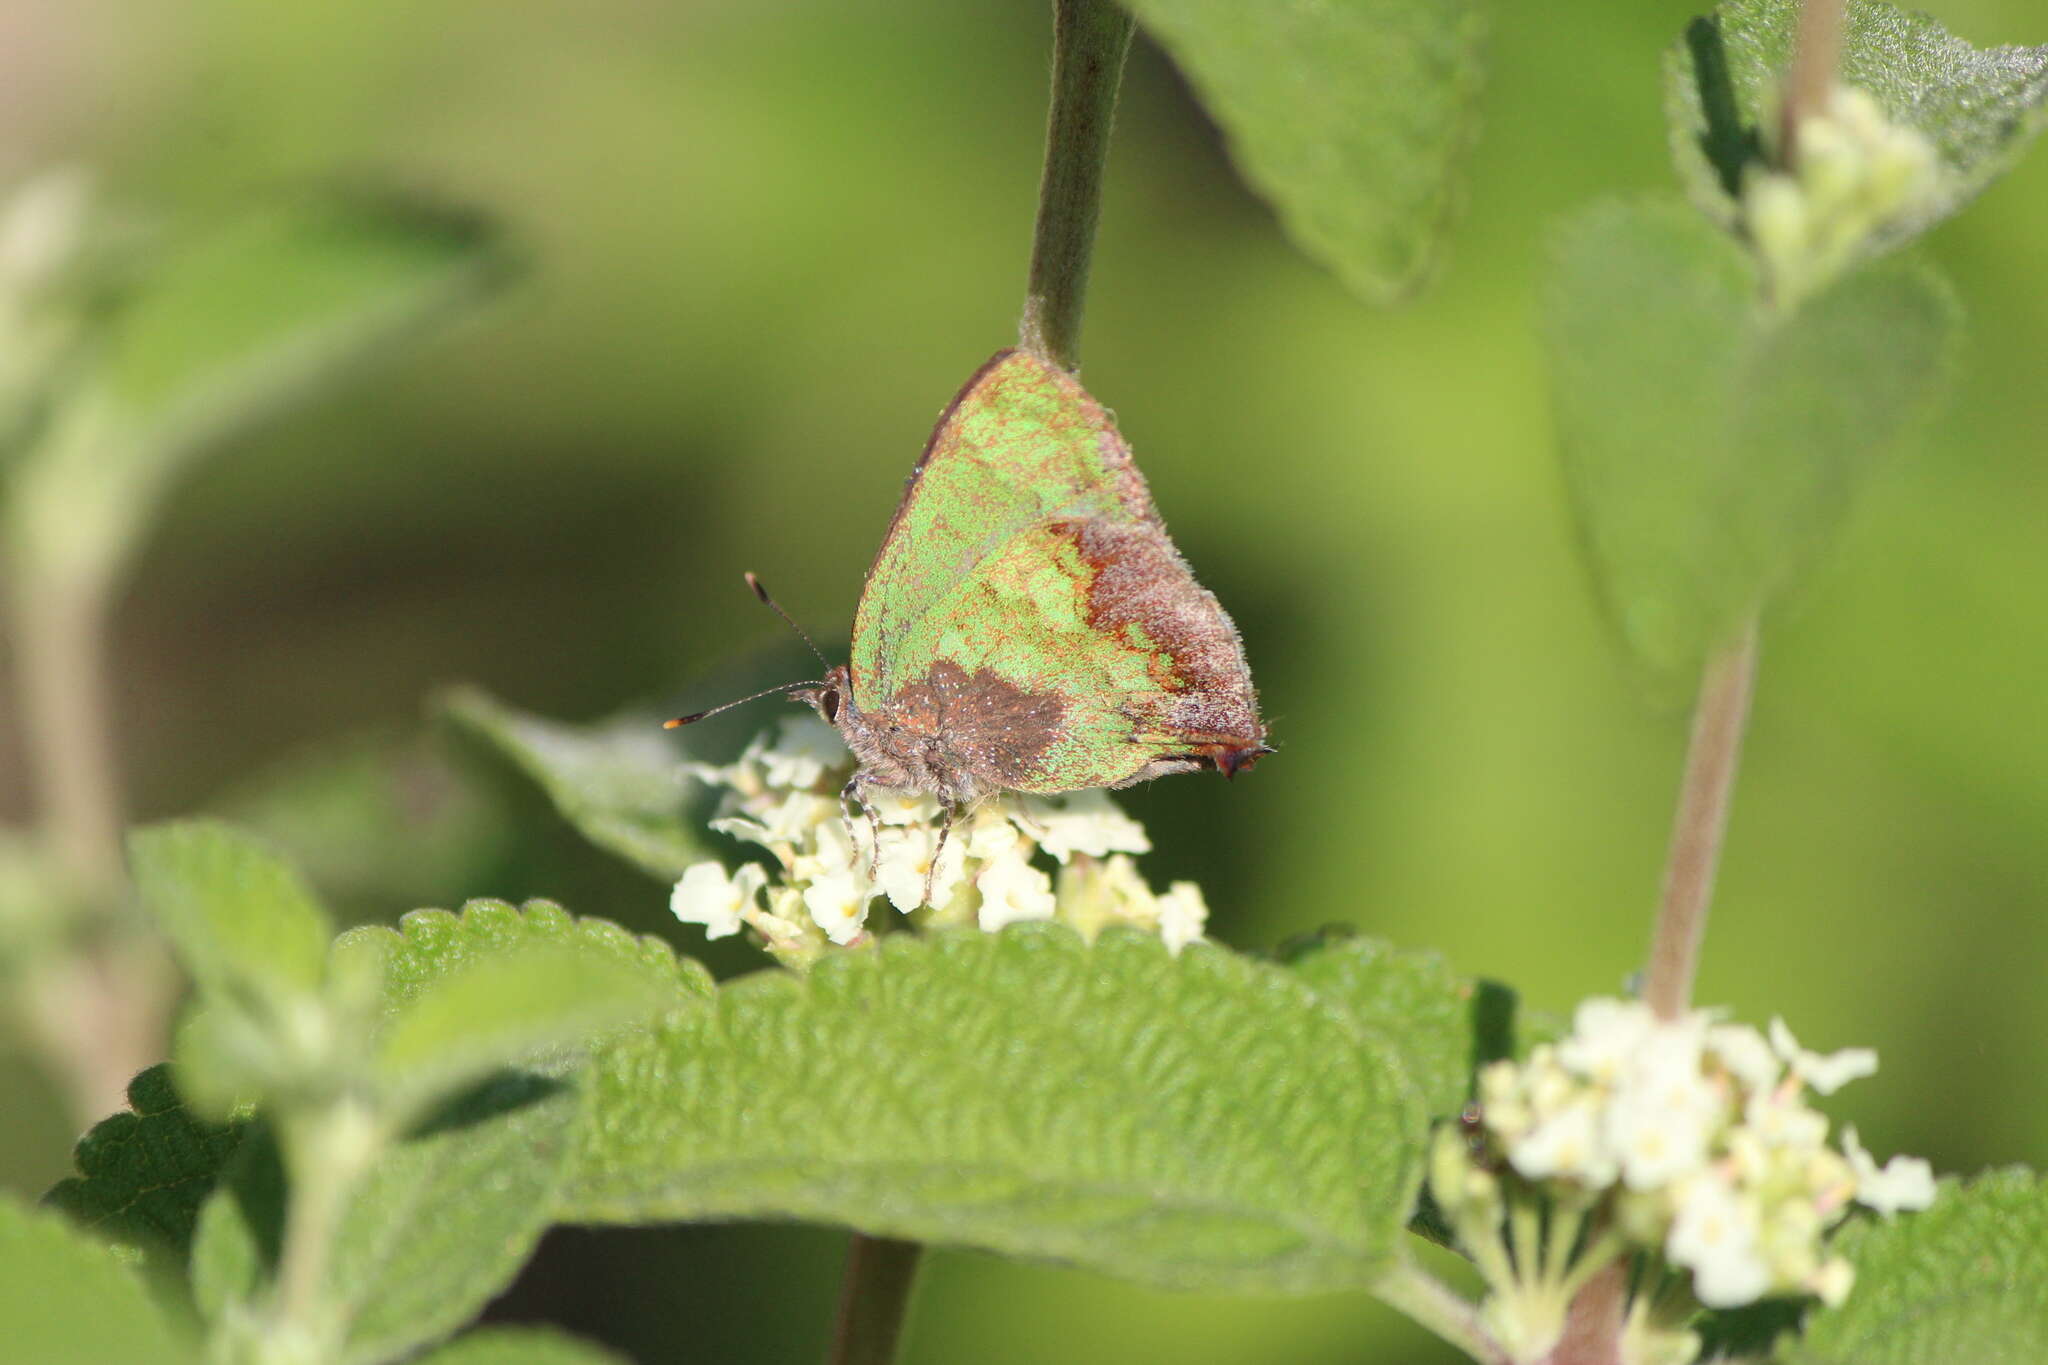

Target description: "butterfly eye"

left=820, top=689, right=841, bottom=724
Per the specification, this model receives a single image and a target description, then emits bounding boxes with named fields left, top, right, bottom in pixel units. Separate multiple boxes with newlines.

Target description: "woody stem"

left=1020, top=0, right=1136, bottom=372
left=826, top=1235, right=923, bottom=1365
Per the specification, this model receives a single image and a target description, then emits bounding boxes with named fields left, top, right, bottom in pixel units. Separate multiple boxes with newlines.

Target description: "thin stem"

left=1549, top=1261, right=1627, bottom=1365
left=1373, top=1262, right=1511, bottom=1365
left=826, top=1234, right=923, bottom=1365
left=271, top=1103, right=382, bottom=1356
left=1644, top=620, right=1760, bottom=1022
left=1019, top=0, right=1135, bottom=372
left=1779, top=0, right=1845, bottom=165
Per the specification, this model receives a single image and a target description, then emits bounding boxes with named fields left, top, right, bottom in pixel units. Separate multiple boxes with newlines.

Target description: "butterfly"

left=674, top=348, right=1268, bottom=858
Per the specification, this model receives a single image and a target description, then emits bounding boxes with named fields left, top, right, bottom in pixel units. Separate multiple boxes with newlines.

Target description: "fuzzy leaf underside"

left=129, top=819, right=333, bottom=1003
left=438, top=686, right=703, bottom=881
left=1783, top=1169, right=2048, bottom=1365
left=564, top=924, right=1432, bottom=1294
left=0, top=1195, right=194, bottom=1365
left=1544, top=199, right=1957, bottom=683
left=1126, top=0, right=1486, bottom=303
left=44, top=1065, right=243, bottom=1269
left=1665, top=0, right=2048, bottom=241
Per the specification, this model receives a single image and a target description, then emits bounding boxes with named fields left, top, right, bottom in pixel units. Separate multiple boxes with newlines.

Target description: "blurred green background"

left=2, top=0, right=2044, bottom=1360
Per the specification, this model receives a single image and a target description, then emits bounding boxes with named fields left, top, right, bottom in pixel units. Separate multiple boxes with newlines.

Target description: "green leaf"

left=1784, top=1169, right=2048, bottom=1365
left=0, top=1194, right=195, bottom=1365
left=1274, top=928, right=1482, bottom=1123
left=566, top=924, right=1427, bottom=1293
left=1543, top=199, right=1958, bottom=683
left=130, top=819, right=332, bottom=1004
left=4, top=193, right=511, bottom=585
left=1125, top=0, right=1486, bottom=303
left=44, top=1065, right=244, bottom=1270
left=1665, top=0, right=2048, bottom=241
left=438, top=686, right=703, bottom=881
left=414, top=1327, right=632, bottom=1365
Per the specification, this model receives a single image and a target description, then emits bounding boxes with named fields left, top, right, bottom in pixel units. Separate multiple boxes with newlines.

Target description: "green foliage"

left=1543, top=199, right=1957, bottom=683
left=1784, top=1169, right=2048, bottom=1364
left=1274, top=928, right=1482, bottom=1122
left=1665, top=0, right=2048, bottom=242
left=2, top=192, right=511, bottom=586
left=44, top=1065, right=243, bottom=1269
left=0, top=1194, right=195, bottom=1365
left=566, top=924, right=1431, bottom=1293
left=414, top=1328, right=632, bottom=1365
left=1124, top=0, right=1486, bottom=303
left=438, top=686, right=704, bottom=881
left=353, top=901, right=689, bottom=1120
left=130, top=820, right=332, bottom=1005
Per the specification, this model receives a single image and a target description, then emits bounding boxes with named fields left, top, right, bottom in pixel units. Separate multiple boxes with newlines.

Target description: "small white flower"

left=1606, top=1071, right=1720, bottom=1192
left=1668, top=1173, right=1771, bottom=1308
left=802, top=869, right=875, bottom=945
left=1808, top=1256, right=1856, bottom=1308
left=1509, top=1099, right=1616, bottom=1187
left=669, top=861, right=767, bottom=939
left=1769, top=1017, right=1878, bottom=1095
left=872, top=822, right=966, bottom=913
left=760, top=715, right=848, bottom=789
left=1743, top=1085, right=1831, bottom=1151
left=1017, top=790, right=1152, bottom=863
left=1558, top=998, right=1656, bottom=1086
left=963, top=808, right=1024, bottom=860
left=974, top=851, right=1056, bottom=931
left=869, top=787, right=942, bottom=827
left=1707, top=1022, right=1781, bottom=1093
left=1842, top=1126, right=1937, bottom=1216
left=1154, top=881, right=1207, bottom=954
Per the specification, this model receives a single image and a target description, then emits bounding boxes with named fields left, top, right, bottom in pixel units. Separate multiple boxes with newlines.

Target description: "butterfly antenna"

left=744, top=572, right=831, bottom=669
left=663, top=679, right=825, bottom=729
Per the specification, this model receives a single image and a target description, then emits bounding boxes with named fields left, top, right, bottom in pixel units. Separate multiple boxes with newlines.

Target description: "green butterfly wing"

left=849, top=350, right=1263, bottom=793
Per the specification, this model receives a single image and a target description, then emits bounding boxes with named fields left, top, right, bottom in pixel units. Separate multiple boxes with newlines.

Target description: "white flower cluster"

left=1433, top=997, right=1935, bottom=1365
left=668, top=715, right=1208, bottom=966
left=1742, top=84, right=1938, bottom=305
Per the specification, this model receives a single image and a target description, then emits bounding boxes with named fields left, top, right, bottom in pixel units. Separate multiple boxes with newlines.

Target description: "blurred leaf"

left=1786, top=1169, right=2048, bottom=1364
left=130, top=819, right=332, bottom=1004
left=4, top=193, right=511, bottom=584
left=414, top=1327, right=632, bottom=1365
left=213, top=731, right=507, bottom=922
left=1273, top=928, right=1479, bottom=1122
left=1126, top=0, right=1486, bottom=303
left=1665, top=0, right=2048, bottom=241
left=1543, top=199, right=1957, bottom=683
left=566, top=924, right=1426, bottom=1293
left=0, top=1194, right=195, bottom=1365
left=44, top=1065, right=244, bottom=1271
left=438, top=687, right=703, bottom=881
left=333, top=1073, right=582, bottom=1365
left=1693, top=1296, right=1809, bottom=1359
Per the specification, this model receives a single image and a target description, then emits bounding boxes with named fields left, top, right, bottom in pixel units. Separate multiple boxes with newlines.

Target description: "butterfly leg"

left=922, top=803, right=958, bottom=908
left=838, top=772, right=882, bottom=877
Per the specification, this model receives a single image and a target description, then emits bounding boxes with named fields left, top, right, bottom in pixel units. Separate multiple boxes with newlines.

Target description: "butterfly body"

left=799, top=349, right=1267, bottom=810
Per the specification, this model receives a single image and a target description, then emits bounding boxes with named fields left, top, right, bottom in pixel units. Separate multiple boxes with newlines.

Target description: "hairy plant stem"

left=1779, top=0, right=1846, bottom=164
left=827, top=1235, right=924, bottom=1365
left=1549, top=1262, right=1628, bottom=1365
left=1019, top=0, right=1135, bottom=372
left=1645, top=620, right=1760, bottom=1022
left=270, top=1103, right=383, bottom=1362
left=1374, top=1263, right=1511, bottom=1365
left=824, top=9, right=1136, bottom=1363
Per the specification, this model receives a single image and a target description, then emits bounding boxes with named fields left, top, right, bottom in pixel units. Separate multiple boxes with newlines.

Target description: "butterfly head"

left=790, top=664, right=854, bottom=730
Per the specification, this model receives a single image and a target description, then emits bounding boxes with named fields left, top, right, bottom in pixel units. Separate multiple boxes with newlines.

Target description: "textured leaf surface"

left=439, top=687, right=701, bottom=880
left=566, top=924, right=1427, bottom=1293
left=1275, top=930, right=1479, bottom=1123
left=44, top=1065, right=243, bottom=1268
left=1665, top=0, right=2048, bottom=240
left=130, top=819, right=332, bottom=1002
left=416, top=1327, right=632, bottom=1365
left=1544, top=199, right=1957, bottom=682
left=1126, top=0, right=1485, bottom=303
left=0, top=1195, right=194, bottom=1365
left=1785, top=1169, right=2048, bottom=1365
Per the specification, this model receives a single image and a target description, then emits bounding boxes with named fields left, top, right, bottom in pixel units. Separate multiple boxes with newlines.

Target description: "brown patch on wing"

left=882, top=659, right=1067, bottom=788
left=1051, top=517, right=1266, bottom=757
